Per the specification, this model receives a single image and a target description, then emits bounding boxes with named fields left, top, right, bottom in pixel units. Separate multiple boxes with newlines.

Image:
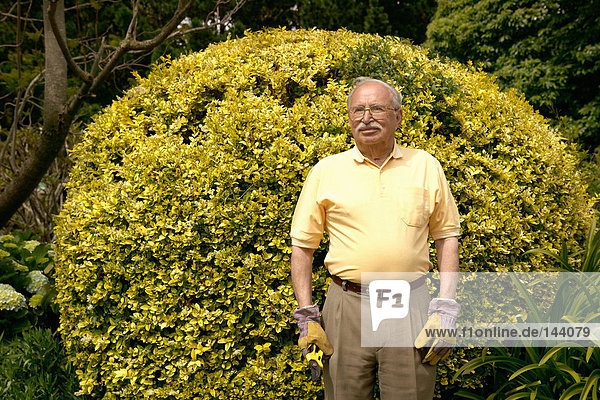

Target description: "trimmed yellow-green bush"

left=54, top=29, right=592, bottom=398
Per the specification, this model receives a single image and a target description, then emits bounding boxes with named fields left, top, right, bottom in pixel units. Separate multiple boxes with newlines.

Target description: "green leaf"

left=506, top=393, right=531, bottom=400
left=559, top=383, right=584, bottom=400
left=508, top=274, right=543, bottom=323
left=538, top=347, right=563, bottom=366
left=586, top=348, right=595, bottom=363
left=507, top=380, right=542, bottom=394
left=555, top=362, right=582, bottom=384
left=580, top=370, right=600, bottom=400
left=509, top=365, right=545, bottom=381
left=531, top=388, right=538, bottom=400
left=525, top=248, right=573, bottom=271
left=454, top=391, right=486, bottom=400
left=453, top=355, right=527, bottom=381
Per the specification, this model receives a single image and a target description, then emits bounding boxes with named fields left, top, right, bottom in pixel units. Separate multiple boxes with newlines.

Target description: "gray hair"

left=347, top=77, right=403, bottom=110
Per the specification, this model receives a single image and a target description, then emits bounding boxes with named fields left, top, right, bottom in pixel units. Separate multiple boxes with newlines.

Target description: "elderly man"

left=290, top=77, right=461, bottom=400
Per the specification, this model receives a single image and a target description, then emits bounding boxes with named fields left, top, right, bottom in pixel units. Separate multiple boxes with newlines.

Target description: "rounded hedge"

left=54, top=29, right=592, bottom=398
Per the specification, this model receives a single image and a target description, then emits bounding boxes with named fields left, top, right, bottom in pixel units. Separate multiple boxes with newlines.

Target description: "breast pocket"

left=396, top=187, right=429, bottom=227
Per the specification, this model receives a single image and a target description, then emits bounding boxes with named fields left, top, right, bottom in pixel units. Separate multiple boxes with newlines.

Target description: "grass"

left=0, top=327, right=79, bottom=400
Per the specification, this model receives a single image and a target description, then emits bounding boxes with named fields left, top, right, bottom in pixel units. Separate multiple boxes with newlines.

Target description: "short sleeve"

left=429, top=161, right=460, bottom=240
left=290, top=164, right=326, bottom=248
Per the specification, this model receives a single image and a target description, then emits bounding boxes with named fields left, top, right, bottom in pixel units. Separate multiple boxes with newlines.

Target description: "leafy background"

left=53, top=29, right=592, bottom=398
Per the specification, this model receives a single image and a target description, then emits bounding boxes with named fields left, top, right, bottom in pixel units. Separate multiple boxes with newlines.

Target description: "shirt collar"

left=352, top=142, right=403, bottom=163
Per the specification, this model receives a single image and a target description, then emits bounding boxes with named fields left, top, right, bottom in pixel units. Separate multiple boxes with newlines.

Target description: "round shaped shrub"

left=54, top=29, right=592, bottom=398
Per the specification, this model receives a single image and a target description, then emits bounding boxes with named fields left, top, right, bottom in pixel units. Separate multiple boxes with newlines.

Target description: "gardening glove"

left=414, top=298, right=460, bottom=365
left=293, top=304, right=334, bottom=359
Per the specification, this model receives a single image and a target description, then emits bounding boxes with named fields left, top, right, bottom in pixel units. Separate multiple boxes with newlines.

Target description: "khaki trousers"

left=322, top=281, right=436, bottom=400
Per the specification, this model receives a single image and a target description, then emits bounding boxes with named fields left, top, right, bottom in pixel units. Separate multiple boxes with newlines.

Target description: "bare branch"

left=26, top=98, right=44, bottom=111
left=88, top=46, right=128, bottom=93
left=71, top=53, right=98, bottom=63
left=0, top=12, right=42, bottom=23
left=90, top=37, right=106, bottom=76
left=47, top=1, right=92, bottom=82
left=113, top=62, right=152, bottom=71
left=64, top=0, right=121, bottom=12
left=166, top=25, right=212, bottom=39
left=204, top=0, right=228, bottom=24
left=1, top=6, right=43, bottom=170
left=167, top=0, right=247, bottom=41
left=7, top=71, right=44, bottom=135
left=112, top=52, right=156, bottom=72
left=125, top=0, right=194, bottom=51
left=216, top=0, right=247, bottom=25
left=125, top=0, right=139, bottom=41
left=1, top=1, right=17, bottom=18
left=86, top=1, right=193, bottom=91
left=0, top=92, right=12, bottom=102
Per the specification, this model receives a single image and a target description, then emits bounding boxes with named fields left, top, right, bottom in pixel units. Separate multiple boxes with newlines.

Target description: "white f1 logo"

left=368, top=280, right=411, bottom=331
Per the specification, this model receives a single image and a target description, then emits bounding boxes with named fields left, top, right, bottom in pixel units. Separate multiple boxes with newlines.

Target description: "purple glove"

left=293, top=305, right=321, bottom=338
left=293, top=305, right=333, bottom=357
left=429, top=298, right=461, bottom=326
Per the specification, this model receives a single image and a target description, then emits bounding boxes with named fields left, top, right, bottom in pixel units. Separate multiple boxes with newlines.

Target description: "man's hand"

left=293, top=305, right=334, bottom=358
left=414, top=298, right=460, bottom=365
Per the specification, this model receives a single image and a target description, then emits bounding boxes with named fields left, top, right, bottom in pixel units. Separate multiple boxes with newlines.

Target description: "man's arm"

left=414, top=236, right=460, bottom=364
left=291, top=245, right=316, bottom=308
left=434, top=236, right=459, bottom=298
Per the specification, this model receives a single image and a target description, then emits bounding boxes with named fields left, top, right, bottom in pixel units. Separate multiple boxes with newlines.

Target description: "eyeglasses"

left=349, top=104, right=398, bottom=120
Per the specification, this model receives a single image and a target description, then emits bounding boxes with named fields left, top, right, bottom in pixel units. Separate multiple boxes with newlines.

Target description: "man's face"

left=348, top=82, right=403, bottom=149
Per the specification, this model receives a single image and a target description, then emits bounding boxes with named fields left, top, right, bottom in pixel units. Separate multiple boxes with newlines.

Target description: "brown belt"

left=331, top=274, right=426, bottom=294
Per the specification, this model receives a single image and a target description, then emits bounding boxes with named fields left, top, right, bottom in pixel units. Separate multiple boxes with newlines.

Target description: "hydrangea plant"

left=0, top=233, right=57, bottom=336
left=0, top=283, right=27, bottom=311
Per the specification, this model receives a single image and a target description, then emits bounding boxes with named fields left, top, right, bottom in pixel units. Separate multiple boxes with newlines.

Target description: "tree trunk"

left=43, top=0, right=67, bottom=134
left=0, top=0, right=68, bottom=228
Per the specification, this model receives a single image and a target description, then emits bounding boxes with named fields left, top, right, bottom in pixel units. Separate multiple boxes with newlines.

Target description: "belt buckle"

left=341, top=280, right=348, bottom=291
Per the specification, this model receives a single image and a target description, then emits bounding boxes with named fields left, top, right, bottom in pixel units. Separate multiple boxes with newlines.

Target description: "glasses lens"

left=370, top=106, right=386, bottom=116
left=350, top=105, right=389, bottom=120
left=350, top=107, right=365, bottom=120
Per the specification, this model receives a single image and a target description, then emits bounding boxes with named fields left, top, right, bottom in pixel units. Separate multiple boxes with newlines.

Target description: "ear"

left=395, top=108, right=403, bottom=129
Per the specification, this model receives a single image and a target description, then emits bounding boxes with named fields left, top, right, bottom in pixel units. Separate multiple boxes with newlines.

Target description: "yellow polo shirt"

left=290, top=143, right=460, bottom=282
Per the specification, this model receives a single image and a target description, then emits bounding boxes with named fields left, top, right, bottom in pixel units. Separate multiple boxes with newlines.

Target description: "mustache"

left=357, top=121, right=383, bottom=130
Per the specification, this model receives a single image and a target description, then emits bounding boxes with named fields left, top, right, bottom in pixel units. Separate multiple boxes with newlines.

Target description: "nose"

left=361, top=108, right=374, bottom=123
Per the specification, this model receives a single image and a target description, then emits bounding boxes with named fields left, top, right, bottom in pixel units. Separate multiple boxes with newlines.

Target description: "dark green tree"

left=426, top=0, right=600, bottom=154
left=379, top=0, right=437, bottom=44
left=296, top=0, right=436, bottom=43
left=228, top=0, right=298, bottom=32
left=297, top=0, right=391, bottom=34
